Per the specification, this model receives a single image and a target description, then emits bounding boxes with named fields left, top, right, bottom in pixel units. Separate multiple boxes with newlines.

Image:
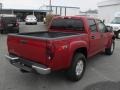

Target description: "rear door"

left=88, top=19, right=102, bottom=56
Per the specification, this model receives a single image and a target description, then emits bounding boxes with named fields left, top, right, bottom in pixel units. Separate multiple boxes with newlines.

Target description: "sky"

left=0, top=0, right=105, bottom=11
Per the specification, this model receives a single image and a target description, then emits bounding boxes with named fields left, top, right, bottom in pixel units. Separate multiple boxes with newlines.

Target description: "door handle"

left=91, top=36, right=96, bottom=39
left=20, top=40, right=28, bottom=44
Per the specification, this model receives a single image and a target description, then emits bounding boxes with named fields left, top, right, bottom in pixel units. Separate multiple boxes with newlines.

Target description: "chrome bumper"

left=5, top=55, right=51, bottom=75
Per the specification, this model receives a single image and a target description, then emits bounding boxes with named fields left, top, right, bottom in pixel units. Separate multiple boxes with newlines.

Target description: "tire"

left=20, top=69, right=29, bottom=73
left=0, top=30, right=2, bottom=34
left=116, top=31, right=120, bottom=39
left=14, top=29, right=19, bottom=33
left=66, top=53, right=86, bottom=81
left=105, top=40, right=115, bottom=55
left=1, top=29, right=7, bottom=34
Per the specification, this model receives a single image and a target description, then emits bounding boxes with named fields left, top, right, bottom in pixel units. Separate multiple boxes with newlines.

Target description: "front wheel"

left=66, top=53, right=86, bottom=81
left=20, top=69, right=29, bottom=73
left=105, top=40, right=115, bottom=55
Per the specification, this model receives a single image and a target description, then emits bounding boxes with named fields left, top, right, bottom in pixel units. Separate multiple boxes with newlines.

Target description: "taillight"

left=46, top=41, right=55, bottom=60
left=16, top=22, right=19, bottom=26
left=0, top=20, right=3, bottom=27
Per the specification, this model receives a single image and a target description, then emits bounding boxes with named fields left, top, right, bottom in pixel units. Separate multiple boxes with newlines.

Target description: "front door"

left=96, top=20, right=109, bottom=50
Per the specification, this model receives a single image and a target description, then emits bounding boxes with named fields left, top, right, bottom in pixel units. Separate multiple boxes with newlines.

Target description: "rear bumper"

left=0, top=27, right=19, bottom=31
left=5, top=55, right=51, bottom=75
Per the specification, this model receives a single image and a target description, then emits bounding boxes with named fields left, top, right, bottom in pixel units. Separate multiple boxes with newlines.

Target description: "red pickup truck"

left=6, top=16, right=115, bottom=81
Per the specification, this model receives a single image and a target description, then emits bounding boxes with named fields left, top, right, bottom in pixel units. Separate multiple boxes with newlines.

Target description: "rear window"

left=26, top=15, right=36, bottom=18
left=50, top=18, right=84, bottom=31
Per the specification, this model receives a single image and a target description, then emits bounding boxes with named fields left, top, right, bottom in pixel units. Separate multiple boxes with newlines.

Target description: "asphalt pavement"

left=0, top=22, right=120, bottom=90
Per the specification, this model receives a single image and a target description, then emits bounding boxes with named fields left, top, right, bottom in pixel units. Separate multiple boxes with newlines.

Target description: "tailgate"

left=7, top=35, right=47, bottom=65
left=2, top=17, right=17, bottom=27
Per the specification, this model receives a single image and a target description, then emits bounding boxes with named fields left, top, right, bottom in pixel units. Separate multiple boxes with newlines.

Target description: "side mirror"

left=106, top=26, right=113, bottom=32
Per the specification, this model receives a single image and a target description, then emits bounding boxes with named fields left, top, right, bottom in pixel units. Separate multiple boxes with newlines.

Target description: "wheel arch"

left=73, top=47, right=88, bottom=59
left=67, top=47, right=88, bottom=69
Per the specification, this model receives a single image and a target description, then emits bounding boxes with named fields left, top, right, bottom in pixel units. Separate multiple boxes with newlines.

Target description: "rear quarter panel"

left=51, top=34, right=89, bottom=70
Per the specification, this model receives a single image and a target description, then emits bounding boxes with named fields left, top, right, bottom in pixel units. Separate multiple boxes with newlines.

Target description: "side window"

left=96, top=20, right=106, bottom=33
left=88, top=19, right=97, bottom=32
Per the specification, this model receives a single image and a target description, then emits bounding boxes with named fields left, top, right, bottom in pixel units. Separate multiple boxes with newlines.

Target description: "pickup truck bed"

left=7, top=31, right=81, bottom=69
left=17, top=32, right=78, bottom=38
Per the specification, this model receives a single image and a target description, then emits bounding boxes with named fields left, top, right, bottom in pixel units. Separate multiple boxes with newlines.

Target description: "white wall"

left=98, top=4, right=120, bottom=23
left=66, top=8, right=79, bottom=16
left=79, top=12, right=98, bottom=18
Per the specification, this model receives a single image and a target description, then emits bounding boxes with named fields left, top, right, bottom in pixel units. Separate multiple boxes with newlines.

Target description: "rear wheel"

left=0, top=30, right=2, bottom=34
left=116, top=31, right=120, bottom=39
left=66, top=53, right=86, bottom=81
left=105, top=40, right=115, bottom=55
left=14, top=29, right=19, bottom=33
left=1, top=29, right=7, bottom=34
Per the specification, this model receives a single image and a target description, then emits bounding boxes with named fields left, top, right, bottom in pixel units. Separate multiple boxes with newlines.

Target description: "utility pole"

left=49, top=0, right=52, bottom=14
left=0, top=3, right=2, bottom=14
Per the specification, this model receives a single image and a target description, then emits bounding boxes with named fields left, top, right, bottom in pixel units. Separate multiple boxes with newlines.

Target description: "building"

left=1, top=9, right=49, bottom=22
left=98, top=0, right=120, bottom=23
left=0, top=5, right=80, bottom=22
left=79, top=10, right=98, bottom=18
left=42, top=5, right=80, bottom=16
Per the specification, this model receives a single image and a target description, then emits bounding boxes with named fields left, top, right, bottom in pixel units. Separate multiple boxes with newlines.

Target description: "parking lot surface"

left=0, top=22, right=120, bottom=90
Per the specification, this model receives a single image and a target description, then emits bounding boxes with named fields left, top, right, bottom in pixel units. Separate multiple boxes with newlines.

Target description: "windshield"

left=50, top=18, right=84, bottom=31
left=111, top=17, right=120, bottom=24
left=26, top=15, right=36, bottom=18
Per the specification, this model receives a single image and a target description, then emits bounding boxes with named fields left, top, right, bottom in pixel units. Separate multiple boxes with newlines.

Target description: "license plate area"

left=8, top=24, right=13, bottom=27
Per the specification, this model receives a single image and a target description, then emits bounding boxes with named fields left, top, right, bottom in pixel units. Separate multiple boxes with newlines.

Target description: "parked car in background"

left=25, top=15, right=37, bottom=25
left=6, top=16, right=115, bottom=81
left=0, top=14, right=19, bottom=34
left=106, top=12, right=120, bottom=39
